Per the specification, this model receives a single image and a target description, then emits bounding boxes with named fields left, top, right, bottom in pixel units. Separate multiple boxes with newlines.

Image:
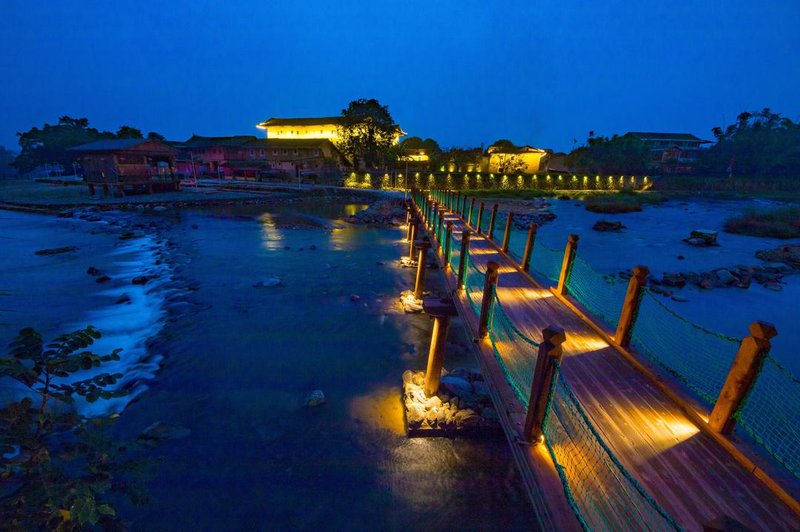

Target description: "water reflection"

left=258, top=212, right=284, bottom=251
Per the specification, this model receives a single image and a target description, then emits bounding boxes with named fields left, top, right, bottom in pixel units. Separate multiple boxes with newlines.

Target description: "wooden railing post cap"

left=632, top=265, right=650, bottom=280
left=486, top=261, right=499, bottom=273
left=446, top=221, right=453, bottom=229
left=568, top=234, right=579, bottom=244
left=543, top=326, right=567, bottom=346
left=749, top=321, right=777, bottom=341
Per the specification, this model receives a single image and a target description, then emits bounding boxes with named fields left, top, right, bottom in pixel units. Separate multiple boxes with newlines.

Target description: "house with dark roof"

left=173, top=135, right=258, bottom=178
left=227, top=138, right=347, bottom=183
left=626, top=132, right=712, bottom=173
left=68, top=139, right=178, bottom=196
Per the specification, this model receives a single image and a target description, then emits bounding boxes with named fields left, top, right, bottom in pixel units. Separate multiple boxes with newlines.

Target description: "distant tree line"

left=12, top=116, right=164, bottom=174
left=698, top=108, right=800, bottom=178
left=565, top=132, right=650, bottom=175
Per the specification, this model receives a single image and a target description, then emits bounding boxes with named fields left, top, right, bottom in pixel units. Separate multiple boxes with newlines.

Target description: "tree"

left=565, top=133, right=650, bottom=174
left=115, top=126, right=144, bottom=139
left=489, top=139, right=517, bottom=152
left=699, top=108, right=800, bottom=177
left=336, top=98, right=400, bottom=169
left=13, top=116, right=115, bottom=174
left=146, top=131, right=165, bottom=141
left=0, top=326, right=157, bottom=529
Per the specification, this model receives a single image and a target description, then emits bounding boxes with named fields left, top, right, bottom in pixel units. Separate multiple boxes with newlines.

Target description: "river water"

left=505, top=198, right=800, bottom=374
left=0, top=203, right=538, bottom=530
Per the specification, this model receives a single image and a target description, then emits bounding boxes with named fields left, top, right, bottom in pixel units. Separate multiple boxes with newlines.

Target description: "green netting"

left=566, top=256, right=627, bottom=329
left=464, top=254, right=483, bottom=314
left=543, top=367, right=682, bottom=532
left=488, top=295, right=541, bottom=406
left=630, top=289, right=740, bottom=405
left=448, top=231, right=461, bottom=273
left=736, top=355, right=800, bottom=480
left=531, top=239, right=563, bottom=283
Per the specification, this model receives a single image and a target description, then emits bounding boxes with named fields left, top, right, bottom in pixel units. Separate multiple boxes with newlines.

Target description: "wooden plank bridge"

left=408, top=190, right=800, bottom=531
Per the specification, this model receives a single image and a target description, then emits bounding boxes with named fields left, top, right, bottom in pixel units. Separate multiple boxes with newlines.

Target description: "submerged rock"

left=87, top=266, right=102, bottom=276
left=253, top=277, right=282, bottom=288
left=35, top=246, right=77, bottom=256
left=305, top=390, right=326, bottom=407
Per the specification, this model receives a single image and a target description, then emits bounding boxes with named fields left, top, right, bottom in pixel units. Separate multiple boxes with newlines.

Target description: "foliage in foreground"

left=724, top=207, right=800, bottom=239
left=1, top=326, right=153, bottom=530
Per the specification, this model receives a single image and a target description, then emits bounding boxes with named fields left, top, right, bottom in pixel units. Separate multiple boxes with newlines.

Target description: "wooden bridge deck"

left=425, top=207, right=800, bottom=531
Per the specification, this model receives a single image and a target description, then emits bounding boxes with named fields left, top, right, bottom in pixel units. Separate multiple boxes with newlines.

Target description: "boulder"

left=714, top=269, right=737, bottom=285
left=592, top=220, right=625, bottom=232
left=131, top=275, right=149, bottom=285
left=96, top=275, right=111, bottom=284
left=683, top=229, right=719, bottom=247
left=87, top=266, right=102, bottom=276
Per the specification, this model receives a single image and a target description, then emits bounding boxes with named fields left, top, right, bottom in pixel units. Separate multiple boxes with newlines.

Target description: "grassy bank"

left=724, top=206, right=800, bottom=239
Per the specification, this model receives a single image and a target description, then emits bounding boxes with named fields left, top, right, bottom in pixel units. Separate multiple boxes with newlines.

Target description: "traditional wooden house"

left=485, top=145, right=550, bottom=174
left=174, top=135, right=258, bottom=178
left=626, top=132, right=711, bottom=174
left=227, top=138, right=348, bottom=183
left=69, top=139, right=179, bottom=196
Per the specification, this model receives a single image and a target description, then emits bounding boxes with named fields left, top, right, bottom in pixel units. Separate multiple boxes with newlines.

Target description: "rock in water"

left=305, top=390, right=326, bottom=407
left=35, top=246, right=77, bottom=256
left=592, top=220, right=625, bottom=232
left=683, top=229, right=718, bottom=247
left=132, top=275, right=149, bottom=285
left=253, top=277, right=282, bottom=288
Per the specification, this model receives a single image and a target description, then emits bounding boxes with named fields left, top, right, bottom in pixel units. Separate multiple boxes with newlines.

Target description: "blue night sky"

left=1, top=0, right=798, bottom=153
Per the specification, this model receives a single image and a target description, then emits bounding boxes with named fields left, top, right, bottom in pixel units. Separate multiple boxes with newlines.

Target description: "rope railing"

left=488, top=294, right=541, bottom=405
left=412, top=190, right=800, bottom=522
left=531, top=239, right=563, bottom=282
left=735, top=355, right=800, bottom=480
left=543, top=365, right=682, bottom=532
left=566, top=255, right=627, bottom=330
left=630, top=289, right=741, bottom=405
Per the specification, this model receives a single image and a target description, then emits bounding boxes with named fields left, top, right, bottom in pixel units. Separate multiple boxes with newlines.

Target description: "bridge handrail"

left=543, top=362, right=683, bottom=531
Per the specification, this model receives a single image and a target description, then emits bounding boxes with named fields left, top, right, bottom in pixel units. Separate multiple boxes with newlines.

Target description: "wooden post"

left=408, top=222, right=417, bottom=259
left=88, top=183, right=95, bottom=196
left=709, top=321, right=778, bottom=434
left=557, top=234, right=579, bottom=296
left=462, top=194, right=468, bottom=218
left=414, top=239, right=432, bottom=299
left=525, top=326, right=567, bottom=442
left=476, top=202, right=485, bottom=233
left=422, top=299, right=458, bottom=396
left=478, top=261, right=500, bottom=338
left=501, top=212, right=515, bottom=253
left=437, top=206, right=444, bottom=243
left=521, top=224, right=538, bottom=272
left=468, top=198, right=475, bottom=226
left=487, top=204, right=499, bottom=240
left=456, top=191, right=462, bottom=215
left=429, top=201, right=437, bottom=230
left=457, top=230, right=471, bottom=290
left=444, top=222, right=454, bottom=269
left=615, top=266, right=649, bottom=347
